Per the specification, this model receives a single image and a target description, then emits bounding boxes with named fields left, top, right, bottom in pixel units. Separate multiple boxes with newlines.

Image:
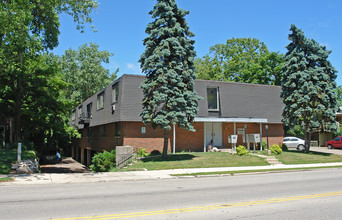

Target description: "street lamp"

left=244, top=124, right=247, bottom=149
left=265, top=125, right=269, bottom=150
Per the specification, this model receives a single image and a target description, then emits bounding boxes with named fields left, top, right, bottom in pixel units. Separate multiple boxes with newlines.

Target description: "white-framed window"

left=141, top=127, right=146, bottom=134
left=207, top=87, right=219, bottom=111
left=112, top=84, right=119, bottom=103
left=97, top=92, right=104, bottom=110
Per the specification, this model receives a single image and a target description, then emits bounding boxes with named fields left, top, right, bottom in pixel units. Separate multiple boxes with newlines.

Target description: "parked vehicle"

left=326, top=136, right=342, bottom=149
left=283, top=137, right=305, bottom=151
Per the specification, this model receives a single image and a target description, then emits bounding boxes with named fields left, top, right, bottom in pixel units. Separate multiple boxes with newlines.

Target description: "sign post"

left=17, top=142, right=22, bottom=163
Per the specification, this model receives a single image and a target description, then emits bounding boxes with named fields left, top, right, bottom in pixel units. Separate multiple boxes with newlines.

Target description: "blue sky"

left=53, top=0, right=342, bottom=85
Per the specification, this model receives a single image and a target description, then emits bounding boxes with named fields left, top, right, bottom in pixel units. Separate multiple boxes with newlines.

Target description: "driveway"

left=310, top=147, right=342, bottom=156
left=40, top=157, right=90, bottom=173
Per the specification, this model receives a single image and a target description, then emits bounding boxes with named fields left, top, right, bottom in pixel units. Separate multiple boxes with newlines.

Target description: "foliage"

left=149, top=150, right=162, bottom=156
left=270, top=144, right=282, bottom=155
left=195, top=38, right=284, bottom=85
left=89, top=150, right=116, bottom=172
left=0, top=0, right=97, bottom=146
left=139, top=0, right=201, bottom=159
left=236, top=145, right=248, bottom=156
left=285, top=125, right=304, bottom=139
left=281, top=24, right=338, bottom=153
left=335, top=85, right=342, bottom=108
left=257, top=141, right=267, bottom=150
left=282, top=143, right=288, bottom=152
left=61, top=43, right=118, bottom=104
left=137, top=148, right=148, bottom=158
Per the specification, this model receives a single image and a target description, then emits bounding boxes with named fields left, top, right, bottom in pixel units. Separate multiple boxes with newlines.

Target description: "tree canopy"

left=281, top=24, right=338, bottom=153
left=61, top=43, right=118, bottom=104
left=0, top=0, right=97, bottom=148
left=195, top=37, right=284, bottom=85
left=139, top=0, right=200, bottom=159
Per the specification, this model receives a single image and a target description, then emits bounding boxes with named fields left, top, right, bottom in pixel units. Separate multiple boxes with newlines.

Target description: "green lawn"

left=275, top=150, right=342, bottom=164
left=0, top=149, right=37, bottom=174
left=123, top=152, right=269, bottom=171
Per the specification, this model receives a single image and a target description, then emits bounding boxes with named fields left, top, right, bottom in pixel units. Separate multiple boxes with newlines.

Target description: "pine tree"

left=281, top=24, right=338, bottom=153
left=139, top=0, right=200, bottom=159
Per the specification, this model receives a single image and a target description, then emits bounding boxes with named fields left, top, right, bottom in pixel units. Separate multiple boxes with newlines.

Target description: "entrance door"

left=205, top=122, right=222, bottom=147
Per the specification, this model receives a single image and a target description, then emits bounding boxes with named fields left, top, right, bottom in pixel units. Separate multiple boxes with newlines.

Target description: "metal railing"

left=116, top=149, right=134, bottom=170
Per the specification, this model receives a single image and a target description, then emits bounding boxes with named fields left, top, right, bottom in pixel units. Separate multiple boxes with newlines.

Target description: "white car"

left=283, top=137, right=305, bottom=151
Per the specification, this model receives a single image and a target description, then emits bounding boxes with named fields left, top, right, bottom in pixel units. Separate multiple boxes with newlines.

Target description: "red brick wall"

left=72, top=121, right=284, bottom=154
left=122, top=121, right=169, bottom=152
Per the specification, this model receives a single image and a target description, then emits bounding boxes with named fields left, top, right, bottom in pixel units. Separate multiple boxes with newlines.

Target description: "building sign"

left=237, top=128, right=245, bottom=135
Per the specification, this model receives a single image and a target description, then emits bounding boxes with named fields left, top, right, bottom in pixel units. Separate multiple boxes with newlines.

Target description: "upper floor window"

left=97, top=92, right=104, bottom=110
left=87, top=103, right=92, bottom=118
left=78, top=106, right=83, bottom=118
left=112, top=84, right=119, bottom=103
left=207, top=87, right=219, bottom=111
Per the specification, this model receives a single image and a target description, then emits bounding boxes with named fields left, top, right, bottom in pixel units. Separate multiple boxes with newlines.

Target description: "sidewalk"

left=1, top=162, right=342, bottom=185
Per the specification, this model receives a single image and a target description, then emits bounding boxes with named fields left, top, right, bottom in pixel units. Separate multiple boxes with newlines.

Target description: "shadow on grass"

left=140, top=154, right=196, bottom=162
left=285, top=150, right=332, bottom=156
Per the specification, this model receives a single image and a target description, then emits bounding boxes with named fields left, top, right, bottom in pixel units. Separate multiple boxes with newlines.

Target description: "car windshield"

left=334, top=137, right=340, bottom=141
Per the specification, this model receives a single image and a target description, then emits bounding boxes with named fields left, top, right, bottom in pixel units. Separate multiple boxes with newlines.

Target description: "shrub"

left=236, top=145, right=248, bottom=156
left=282, top=143, right=288, bottom=151
left=137, top=148, right=148, bottom=158
left=257, top=141, right=267, bottom=150
left=149, top=150, right=161, bottom=156
left=89, top=150, right=116, bottom=172
left=270, top=144, right=282, bottom=155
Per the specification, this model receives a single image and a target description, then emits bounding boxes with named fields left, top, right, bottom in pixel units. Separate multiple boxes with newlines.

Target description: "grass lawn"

left=270, top=150, right=342, bottom=164
left=0, top=177, right=14, bottom=182
left=0, top=149, right=36, bottom=174
left=123, top=152, right=268, bottom=171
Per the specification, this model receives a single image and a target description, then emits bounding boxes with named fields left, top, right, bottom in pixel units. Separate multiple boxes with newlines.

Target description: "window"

left=87, top=103, right=92, bottom=118
left=290, top=138, right=298, bottom=141
left=78, top=106, right=83, bottom=118
left=283, top=138, right=289, bottom=142
left=334, top=137, right=340, bottom=141
left=97, top=92, right=104, bottom=110
left=207, top=87, right=219, bottom=111
left=112, top=84, right=119, bottom=103
left=141, top=127, right=146, bottom=134
left=87, top=127, right=93, bottom=137
left=100, top=125, right=106, bottom=137
left=114, top=122, right=121, bottom=137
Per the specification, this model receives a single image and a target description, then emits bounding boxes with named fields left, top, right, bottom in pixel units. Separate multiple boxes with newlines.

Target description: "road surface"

left=1, top=168, right=342, bottom=219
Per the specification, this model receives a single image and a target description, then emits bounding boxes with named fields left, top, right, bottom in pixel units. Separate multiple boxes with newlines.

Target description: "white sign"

left=228, top=135, right=238, bottom=144
left=247, top=134, right=260, bottom=143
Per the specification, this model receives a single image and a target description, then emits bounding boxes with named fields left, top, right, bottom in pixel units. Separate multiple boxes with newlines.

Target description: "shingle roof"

left=74, top=74, right=283, bottom=127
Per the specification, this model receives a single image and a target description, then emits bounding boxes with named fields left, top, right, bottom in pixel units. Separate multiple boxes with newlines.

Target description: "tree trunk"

left=306, top=132, right=312, bottom=154
left=162, top=129, right=169, bottom=160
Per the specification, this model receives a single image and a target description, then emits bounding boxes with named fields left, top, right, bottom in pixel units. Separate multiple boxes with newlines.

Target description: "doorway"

left=205, top=122, right=222, bottom=147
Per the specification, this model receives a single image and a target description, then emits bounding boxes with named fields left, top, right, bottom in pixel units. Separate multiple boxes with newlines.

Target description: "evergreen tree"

left=139, top=0, right=200, bottom=159
left=281, top=24, right=338, bottom=153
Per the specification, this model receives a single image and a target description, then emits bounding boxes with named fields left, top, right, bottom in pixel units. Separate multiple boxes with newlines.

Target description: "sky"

left=53, top=0, right=342, bottom=85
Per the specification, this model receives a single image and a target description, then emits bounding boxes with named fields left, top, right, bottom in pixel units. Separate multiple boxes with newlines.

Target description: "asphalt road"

left=1, top=168, right=342, bottom=220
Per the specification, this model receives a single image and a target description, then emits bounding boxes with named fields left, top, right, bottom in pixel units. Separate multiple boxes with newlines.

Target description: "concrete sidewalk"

left=1, top=162, right=342, bottom=185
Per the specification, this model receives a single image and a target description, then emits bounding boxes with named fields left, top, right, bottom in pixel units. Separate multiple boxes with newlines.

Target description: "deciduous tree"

left=195, top=38, right=284, bottom=85
left=139, top=0, right=200, bottom=159
left=61, top=43, right=118, bottom=104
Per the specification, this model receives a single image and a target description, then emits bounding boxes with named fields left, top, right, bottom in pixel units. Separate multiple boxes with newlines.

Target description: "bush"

left=270, top=144, right=282, bottom=155
left=236, top=145, right=248, bottom=156
left=257, top=141, right=267, bottom=150
left=282, top=143, right=288, bottom=151
left=89, top=150, right=116, bottom=172
left=149, top=150, right=161, bottom=156
left=137, top=148, right=148, bottom=158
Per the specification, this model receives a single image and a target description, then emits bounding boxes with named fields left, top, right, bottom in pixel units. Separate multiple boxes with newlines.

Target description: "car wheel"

left=327, top=144, right=334, bottom=149
left=297, top=144, right=305, bottom=151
